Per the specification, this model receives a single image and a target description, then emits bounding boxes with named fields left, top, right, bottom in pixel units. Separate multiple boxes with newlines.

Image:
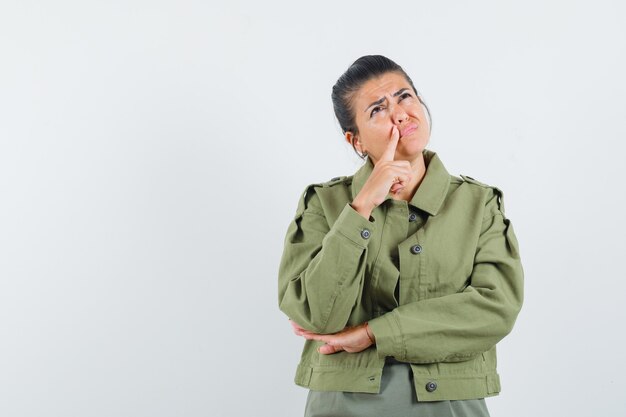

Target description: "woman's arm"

left=295, top=187, right=524, bottom=361
left=367, top=188, right=524, bottom=363
left=277, top=184, right=377, bottom=334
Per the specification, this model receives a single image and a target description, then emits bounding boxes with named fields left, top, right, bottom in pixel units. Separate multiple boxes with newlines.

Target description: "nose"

left=391, top=104, right=409, bottom=125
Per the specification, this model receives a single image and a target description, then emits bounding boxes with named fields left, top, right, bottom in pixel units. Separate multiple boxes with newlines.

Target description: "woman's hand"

left=289, top=319, right=376, bottom=355
left=351, top=126, right=413, bottom=219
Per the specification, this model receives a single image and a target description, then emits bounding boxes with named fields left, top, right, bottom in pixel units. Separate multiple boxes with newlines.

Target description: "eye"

left=400, top=92, right=412, bottom=100
left=370, top=106, right=384, bottom=117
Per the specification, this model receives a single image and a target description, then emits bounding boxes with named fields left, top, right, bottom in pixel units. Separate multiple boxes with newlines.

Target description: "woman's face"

left=346, top=71, right=430, bottom=164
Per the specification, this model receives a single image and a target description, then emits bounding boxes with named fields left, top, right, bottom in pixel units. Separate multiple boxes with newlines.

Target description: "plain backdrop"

left=1, top=1, right=625, bottom=416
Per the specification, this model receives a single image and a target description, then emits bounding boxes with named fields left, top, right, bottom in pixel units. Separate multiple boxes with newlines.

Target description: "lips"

left=400, top=123, right=418, bottom=138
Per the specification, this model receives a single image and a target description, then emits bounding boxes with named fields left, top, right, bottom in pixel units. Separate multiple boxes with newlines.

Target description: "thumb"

left=318, top=344, right=343, bottom=354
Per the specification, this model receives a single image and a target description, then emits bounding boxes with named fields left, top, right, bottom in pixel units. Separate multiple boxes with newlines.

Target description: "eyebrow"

left=364, top=88, right=411, bottom=112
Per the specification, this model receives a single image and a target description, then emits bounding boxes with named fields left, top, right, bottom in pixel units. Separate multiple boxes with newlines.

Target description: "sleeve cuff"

left=367, top=311, right=404, bottom=360
left=329, top=203, right=377, bottom=248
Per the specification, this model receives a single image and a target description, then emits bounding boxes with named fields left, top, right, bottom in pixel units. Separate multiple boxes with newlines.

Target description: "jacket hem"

left=294, top=362, right=502, bottom=401
left=410, top=368, right=501, bottom=401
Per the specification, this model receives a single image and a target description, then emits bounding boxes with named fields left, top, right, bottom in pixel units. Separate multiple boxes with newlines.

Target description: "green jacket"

left=277, top=149, right=524, bottom=401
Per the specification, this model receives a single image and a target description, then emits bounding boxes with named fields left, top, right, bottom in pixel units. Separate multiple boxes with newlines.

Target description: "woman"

left=277, top=55, right=524, bottom=417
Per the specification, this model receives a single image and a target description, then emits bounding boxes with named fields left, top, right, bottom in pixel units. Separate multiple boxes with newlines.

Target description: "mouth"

left=400, top=123, right=418, bottom=138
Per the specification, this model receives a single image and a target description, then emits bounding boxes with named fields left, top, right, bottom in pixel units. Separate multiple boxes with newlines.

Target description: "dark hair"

left=331, top=55, right=432, bottom=159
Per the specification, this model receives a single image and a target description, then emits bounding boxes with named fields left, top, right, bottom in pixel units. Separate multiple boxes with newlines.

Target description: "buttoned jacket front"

left=277, top=149, right=524, bottom=401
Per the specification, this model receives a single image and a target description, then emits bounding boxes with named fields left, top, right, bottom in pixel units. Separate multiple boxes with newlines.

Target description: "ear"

left=345, top=131, right=364, bottom=153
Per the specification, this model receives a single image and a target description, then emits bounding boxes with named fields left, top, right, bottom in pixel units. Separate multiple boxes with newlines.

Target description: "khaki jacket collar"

left=350, top=148, right=451, bottom=216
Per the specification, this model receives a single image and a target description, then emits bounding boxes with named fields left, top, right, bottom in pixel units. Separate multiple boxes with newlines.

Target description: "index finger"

left=301, top=332, right=332, bottom=343
left=379, top=125, right=400, bottom=162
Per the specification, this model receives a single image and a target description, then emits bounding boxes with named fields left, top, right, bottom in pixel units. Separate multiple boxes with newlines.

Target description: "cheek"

left=408, top=102, right=424, bottom=117
left=359, top=126, right=389, bottom=153
left=361, top=120, right=389, bottom=140
left=355, top=117, right=376, bottom=140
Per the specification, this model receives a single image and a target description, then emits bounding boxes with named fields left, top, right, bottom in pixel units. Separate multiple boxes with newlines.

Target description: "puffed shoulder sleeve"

left=277, top=183, right=377, bottom=334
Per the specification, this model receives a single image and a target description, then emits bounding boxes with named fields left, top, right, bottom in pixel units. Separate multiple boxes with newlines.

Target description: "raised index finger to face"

left=379, top=125, right=400, bottom=162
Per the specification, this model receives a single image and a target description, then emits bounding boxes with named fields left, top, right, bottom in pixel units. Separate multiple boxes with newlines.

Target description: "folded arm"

left=367, top=190, right=524, bottom=363
left=278, top=186, right=377, bottom=334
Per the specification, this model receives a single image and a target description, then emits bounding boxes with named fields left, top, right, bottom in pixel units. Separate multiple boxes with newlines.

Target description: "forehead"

left=353, top=72, right=410, bottom=103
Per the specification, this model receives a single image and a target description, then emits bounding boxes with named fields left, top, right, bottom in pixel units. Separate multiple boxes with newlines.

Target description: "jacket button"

left=408, top=212, right=418, bottom=222
left=426, top=381, right=437, bottom=392
left=410, top=244, right=422, bottom=254
left=360, top=229, right=371, bottom=239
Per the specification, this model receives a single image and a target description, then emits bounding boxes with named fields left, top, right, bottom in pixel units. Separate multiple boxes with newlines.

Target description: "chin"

left=399, top=142, right=427, bottom=158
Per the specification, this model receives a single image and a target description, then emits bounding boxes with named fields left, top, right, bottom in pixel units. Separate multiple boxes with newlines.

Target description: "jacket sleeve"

left=367, top=187, right=524, bottom=363
left=277, top=184, right=377, bottom=334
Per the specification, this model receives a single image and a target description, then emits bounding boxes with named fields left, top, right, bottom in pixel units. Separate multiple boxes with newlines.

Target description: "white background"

left=1, top=1, right=625, bottom=416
